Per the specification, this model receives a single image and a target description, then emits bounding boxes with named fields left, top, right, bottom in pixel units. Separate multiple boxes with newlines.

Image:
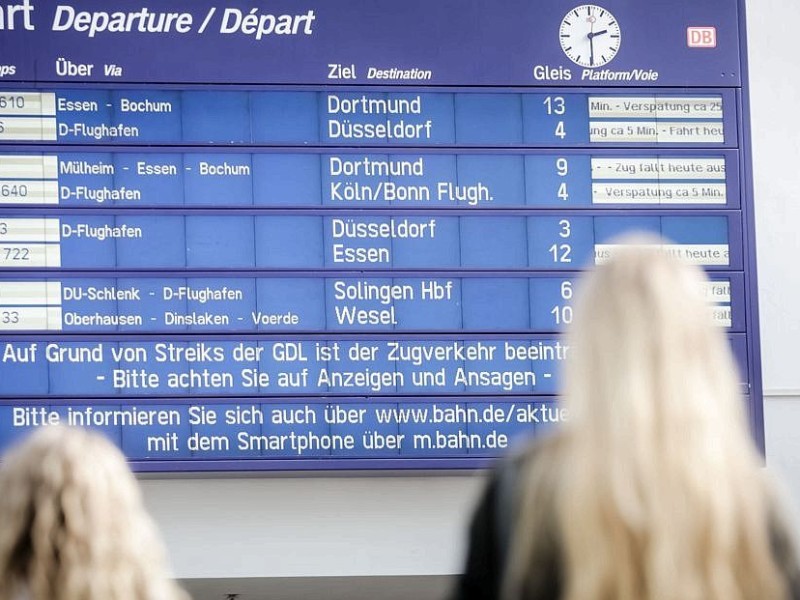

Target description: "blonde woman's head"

left=506, top=235, right=790, bottom=600
left=564, top=235, right=748, bottom=466
left=0, top=425, right=187, bottom=600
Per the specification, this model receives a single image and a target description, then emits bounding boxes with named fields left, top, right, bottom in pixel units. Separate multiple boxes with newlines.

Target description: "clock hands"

left=587, top=29, right=608, bottom=66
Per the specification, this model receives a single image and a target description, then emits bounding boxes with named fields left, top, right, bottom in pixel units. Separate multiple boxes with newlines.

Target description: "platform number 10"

left=551, top=280, right=573, bottom=325
left=544, top=96, right=567, bottom=139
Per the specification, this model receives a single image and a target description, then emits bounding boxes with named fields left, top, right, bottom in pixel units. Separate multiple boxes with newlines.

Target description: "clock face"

left=559, top=5, right=621, bottom=68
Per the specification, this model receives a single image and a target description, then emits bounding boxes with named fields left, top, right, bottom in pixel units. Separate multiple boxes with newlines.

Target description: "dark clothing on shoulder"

left=455, top=461, right=505, bottom=600
left=455, top=443, right=561, bottom=600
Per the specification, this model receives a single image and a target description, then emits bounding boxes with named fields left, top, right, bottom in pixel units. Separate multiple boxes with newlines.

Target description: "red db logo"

left=687, top=27, right=717, bottom=48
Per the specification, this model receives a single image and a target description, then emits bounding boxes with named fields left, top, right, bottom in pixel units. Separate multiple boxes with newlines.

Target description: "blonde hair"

left=0, top=426, right=188, bottom=600
left=505, top=237, right=791, bottom=600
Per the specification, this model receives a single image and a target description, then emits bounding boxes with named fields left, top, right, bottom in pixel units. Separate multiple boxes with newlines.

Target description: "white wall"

left=747, top=0, right=800, bottom=504
left=142, top=0, right=800, bottom=588
left=747, top=0, right=800, bottom=394
left=141, top=474, right=482, bottom=579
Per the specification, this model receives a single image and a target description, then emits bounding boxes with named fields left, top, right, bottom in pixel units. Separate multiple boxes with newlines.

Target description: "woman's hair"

left=504, top=236, right=792, bottom=600
left=0, top=426, right=187, bottom=600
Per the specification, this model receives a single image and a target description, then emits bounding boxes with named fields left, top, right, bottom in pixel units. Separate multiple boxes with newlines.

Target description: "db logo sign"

left=687, top=27, right=717, bottom=48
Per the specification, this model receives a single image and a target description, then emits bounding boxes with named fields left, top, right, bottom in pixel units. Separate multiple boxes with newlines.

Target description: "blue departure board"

left=0, top=0, right=762, bottom=471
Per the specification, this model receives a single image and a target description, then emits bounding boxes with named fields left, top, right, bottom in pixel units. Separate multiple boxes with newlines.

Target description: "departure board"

left=0, top=0, right=761, bottom=471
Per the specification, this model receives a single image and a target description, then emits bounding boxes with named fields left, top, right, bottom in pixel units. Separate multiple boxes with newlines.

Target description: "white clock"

left=559, top=5, right=621, bottom=68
